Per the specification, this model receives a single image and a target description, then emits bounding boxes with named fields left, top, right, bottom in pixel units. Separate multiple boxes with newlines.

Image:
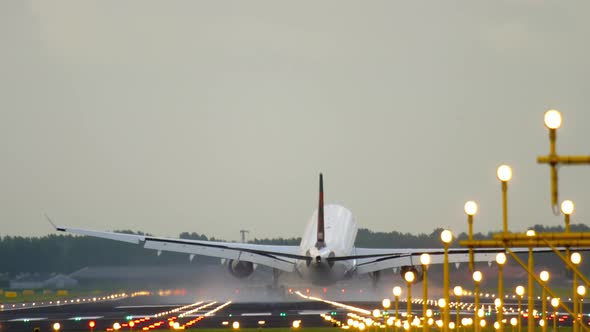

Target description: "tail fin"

left=316, top=173, right=325, bottom=248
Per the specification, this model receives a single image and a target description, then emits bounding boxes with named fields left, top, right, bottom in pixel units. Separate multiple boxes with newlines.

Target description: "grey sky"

left=1, top=1, right=589, bottom=242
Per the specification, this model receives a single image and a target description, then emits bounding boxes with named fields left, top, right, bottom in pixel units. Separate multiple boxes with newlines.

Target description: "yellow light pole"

left=496, top=252, right=507, bottom=332
left=383, top=299, right=392, bottom=332
left=561, top=200, right=574, bottom=268
left=454, top=286, right=463, bottom=331
left=441, top=230, right=453, bottom=332
left=526, top=229, right=536, bottom=332
left=571, top=252, right=582, bottom=332
left=543, top=109, right=562, bottom=209
left=405, top=271, right=416, bottom=331
left=540, top=271, right=550, bottom=332
left=421, top=253, right=431, bottom=332
left=394, top=286, right=403, bottom=332
left=473, top=271, right=483, bottom=332
left=464, top=201, right=478, bottom=271
left=515, top=286, right=525, bottom=332
left=496, top=165, right=512, bottom=234
left=551, top=298, right=560, bottom=332
left=438, top=298, right=447, bottom=331
left=578, top=286, right=586, bottom=328
left=538, top=110, right=590, bottom=210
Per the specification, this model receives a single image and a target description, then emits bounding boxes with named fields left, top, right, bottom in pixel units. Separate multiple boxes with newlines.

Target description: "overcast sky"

left=1, top=1, right=589, bottom=242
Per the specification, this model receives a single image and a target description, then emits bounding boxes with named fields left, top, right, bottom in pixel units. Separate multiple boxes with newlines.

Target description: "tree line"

left=0, top=224, right=587, bottom=276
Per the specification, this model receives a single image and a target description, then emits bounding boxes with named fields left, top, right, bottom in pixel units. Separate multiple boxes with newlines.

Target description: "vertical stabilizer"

left=316, top=173, right=326, bottom=248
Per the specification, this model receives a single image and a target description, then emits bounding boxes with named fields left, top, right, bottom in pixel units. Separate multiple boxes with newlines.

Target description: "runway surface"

left=0, top=292, right=576, bottom=332
left=0, top=294, right=352, bottom=331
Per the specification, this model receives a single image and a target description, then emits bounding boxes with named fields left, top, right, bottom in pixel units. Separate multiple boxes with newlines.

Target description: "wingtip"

left=44, top=213, right=63, bottom=231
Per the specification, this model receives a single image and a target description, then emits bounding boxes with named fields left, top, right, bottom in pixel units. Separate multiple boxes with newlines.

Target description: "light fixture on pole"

left=441, top=230, right=453, bottom=332
left=543, top=109, right=562, bottom=209
left=515, top=286, right=525, bottom=332
left=473, top=271, right=483, bottom=332
left=405, top=271, right=416, bottom=331
left=464, top=200, right=478, bottom=271
left=393, top=286, right=402, bottom=332
left=561, top=200, right=575, bottom=267
left=538, top=110, right=590, bottom=211
left=540, top=271, right=550, bottom=332
left=571, top=252, right=582, bottom=332
left=496, top=165, right=512, bottom=234
left=454, top=286, right=463, bottom=330
left=421, top=253, right=431, bottom=332
left=551, top=298, right=560, bottom=332
left=577, top=285, right=586, bottom=328
left=496, top=252, right=507, bottom=332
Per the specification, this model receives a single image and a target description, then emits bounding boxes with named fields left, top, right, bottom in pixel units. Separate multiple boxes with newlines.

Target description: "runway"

left=0, top=294, right=359, bottom=331
left=0, top=291, right=575, bottom=332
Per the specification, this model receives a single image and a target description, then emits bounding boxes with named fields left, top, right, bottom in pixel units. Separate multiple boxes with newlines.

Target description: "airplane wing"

left=50, top=222, right=308, bottom=273
left=332, top=247, right=556, bottom=275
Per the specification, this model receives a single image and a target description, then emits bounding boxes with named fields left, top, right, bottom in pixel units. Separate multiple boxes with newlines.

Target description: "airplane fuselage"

left=295, top=204, right=357, bottom=285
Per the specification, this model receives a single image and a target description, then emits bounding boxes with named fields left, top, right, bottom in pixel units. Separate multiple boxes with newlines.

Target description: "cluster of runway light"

left=294, top=291, right=372, bottom=315
left=0, top=291, right=137, bottom=311
left=176, top=301, right=232, bottom=329
left=295, top=287, right=548, bottom=331
left=105, top=300, right=232, bottom=331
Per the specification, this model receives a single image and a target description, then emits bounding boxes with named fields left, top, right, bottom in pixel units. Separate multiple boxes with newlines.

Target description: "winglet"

left=45, top=213, right=65, bottom=232
left=315, top=173, right=325, bottom=248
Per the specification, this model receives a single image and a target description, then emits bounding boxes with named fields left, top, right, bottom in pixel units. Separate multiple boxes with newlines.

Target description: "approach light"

left=544, top=109, right=562, bottom=129
left=516, top=286, right=525, bottom=296
left=393, top=286, right=402, bottom=297
left=496, top=252, right=507, bottom=265
left=420, top=253, right=431, bottom=266
left=441, top=230, right=453, bottom=244
left=473, top=271, right=482, bottom=282
left=382, top=299, right=391, bottom=309
left=497, top=165, right=513, bottom=182
left=454, top=286, right=463, bottom=296
left=540, top=270, right=550, bottom=282
left=464, top=201, right=478, bottom=216
left=571, top=252, right=582, bottom=265
left=561, top=200, right=575, bottom=215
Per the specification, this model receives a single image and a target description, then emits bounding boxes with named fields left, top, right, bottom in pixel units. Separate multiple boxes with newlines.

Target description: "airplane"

left=49, top=174, right=522, bottom=287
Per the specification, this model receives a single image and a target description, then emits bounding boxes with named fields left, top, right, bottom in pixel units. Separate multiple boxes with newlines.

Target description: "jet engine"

left=400, top=266, right=424, bottom=283
left=227, top=260, right=254, bottom=279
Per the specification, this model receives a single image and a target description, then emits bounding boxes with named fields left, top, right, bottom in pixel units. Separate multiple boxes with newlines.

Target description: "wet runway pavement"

left=0, top=295, right=363, bottom=331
